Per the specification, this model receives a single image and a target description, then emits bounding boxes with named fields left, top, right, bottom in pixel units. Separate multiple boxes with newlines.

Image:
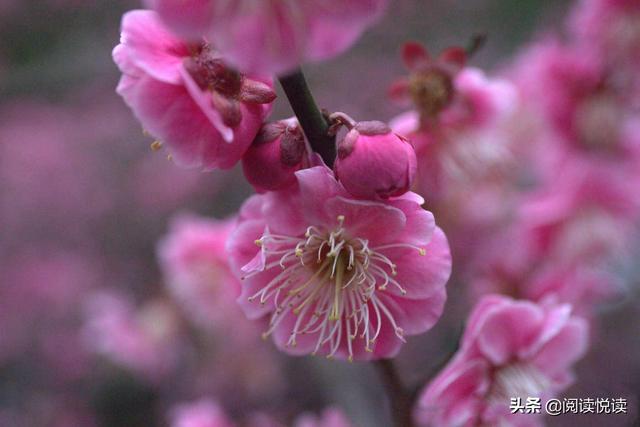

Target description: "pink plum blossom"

left=389, top=42, right=518, bottom=201
left=158, top=215, right=240, bottom=329
left=511, top=38, right=640, bottom=169
left=469, top=225, right=621, bottom=317
left=83, top=292, right=183, bottom=382
left=146, top=0, right=389, bottom=75
left=389, top=41, right=468, bottom=120
left=157, top=214, right=285, bottom=399
left=518, top=159, right=640, bottom=266
left=333, top=120, right=417, bottom=199
left=242, top=118, right=310, bottom=193
left=569, top=0, right=640, bottom=82
left=113, top=10, right=275, bottom=170
left=416, top=295, right=589, bottom=427
left=466, top=157, right=633, bottom=317
left=227, top=164, right=451, bottom=361
left=510, top=40, right=607, bottom=146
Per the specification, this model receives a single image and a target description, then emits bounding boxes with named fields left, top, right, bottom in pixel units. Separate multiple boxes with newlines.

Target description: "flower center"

left=409, top=69, right=455, bottom=118
left=487, top=362, right=550, bottom=402
left=244, top=215, right=426, bottom=360
left=185, top=44, right=243, bottom=97
left=182, top=43, right=276, bottom=128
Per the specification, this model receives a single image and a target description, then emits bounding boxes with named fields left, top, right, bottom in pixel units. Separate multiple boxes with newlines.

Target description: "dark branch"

left=278, top=68, right=336, bottom=167
left=375, top=359, right=415, bottom=427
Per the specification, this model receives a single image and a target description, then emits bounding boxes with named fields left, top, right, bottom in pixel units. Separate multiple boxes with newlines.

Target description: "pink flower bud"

left=334, top=121, right=417, bottom=199
left=241, top=119, right=309, bottom=193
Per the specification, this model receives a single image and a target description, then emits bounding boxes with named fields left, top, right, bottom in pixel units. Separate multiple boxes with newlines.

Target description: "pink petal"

left=145, top=0, right=216, bottom=41
left=461, top=295, right=510, bottom=350
left=324, top=197, right=407, bottom=245
left=531, top=317, right=589, bottom=376
left=261, top=189, right=308, bottom=237
left=521, top=304, right=572, bottom=358
left=384, top=227, right=451, bottom=299
left=116, top=73, right=226, bottom=169
left=271, top=310, right=323, bottom=356
left=387, top=197, right=435, bottom=245
left=112, top=44, right=141, bottom=78
left=419, top=358, right=489, bottom=426
left=379, top=288, right=446, bottom=335
left=439, top=46, right=467, bottom=69
left=401, top=41, right=431, bottom=70
left=475, top=302, right=544, bottom=365
left=388, top=79, right=412, bottom=105
left=120, top=10, right=187, bottom=84
left=179, top=67, right=234, bottom=143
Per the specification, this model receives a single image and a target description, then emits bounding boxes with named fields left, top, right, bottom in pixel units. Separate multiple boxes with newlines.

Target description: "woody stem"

left=278, top=68, right=336, bottom=167
left=375, top=359, right=415, bottom=427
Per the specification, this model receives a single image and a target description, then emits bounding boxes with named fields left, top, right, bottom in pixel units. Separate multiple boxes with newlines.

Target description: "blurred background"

left=1, top=0, right=638, bottom=426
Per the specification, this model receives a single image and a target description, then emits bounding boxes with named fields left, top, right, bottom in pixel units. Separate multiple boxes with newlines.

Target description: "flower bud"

left=334, top=121, right=417, bottom=199
left=241, top=119, right=308, bottom=193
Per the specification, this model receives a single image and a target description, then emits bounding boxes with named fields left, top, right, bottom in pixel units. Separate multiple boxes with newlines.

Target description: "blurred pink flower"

left=569, top=0, right=640, bottom=80
left=416, top=295, right=589, bottom=427
left=389, top=41, right=467, bottom=118
left=83, top=292, right=183, bottom=382
left=170, top=399, right=234, bottom=427
left=334, top=120, right=417, bottom=199
left=242, top=118, right=310, bottom=193
left=469, top=225, right=621, bottom=317
left=113, top=10, right=275, bottom=170
left=227, top=165, right=451, bottom=361
left=510, top=38, right=640, bottom=164
left=390, top=66, right=518, bottom=202
left=146, top=0, right=388, bottom=75
left=519, top=159, right=640, bottom=265
left=158, top=215, right=240, bottom=329
left=158, top=214, right=285, bottom=399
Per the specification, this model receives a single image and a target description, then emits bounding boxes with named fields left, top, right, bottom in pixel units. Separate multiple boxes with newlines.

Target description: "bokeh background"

left=1, top=1, right=638, bottom=426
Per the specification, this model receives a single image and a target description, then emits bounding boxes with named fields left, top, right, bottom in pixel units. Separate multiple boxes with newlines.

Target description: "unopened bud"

left=334, top=121, right=417, bottom=199
left=242, top=119, right=308, bottom=192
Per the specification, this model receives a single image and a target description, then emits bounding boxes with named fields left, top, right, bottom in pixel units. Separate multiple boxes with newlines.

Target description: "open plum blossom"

left=416, top=295, right=588, bottom=427
left=227, top=165, right=451, bottom=361
left=510, top=37, right=640, bottom=166
left=113, top=10, right=275, bottom=170
left=389, top=41, right=518, bottom=200
left=146, top=0, right=388, bottom=75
